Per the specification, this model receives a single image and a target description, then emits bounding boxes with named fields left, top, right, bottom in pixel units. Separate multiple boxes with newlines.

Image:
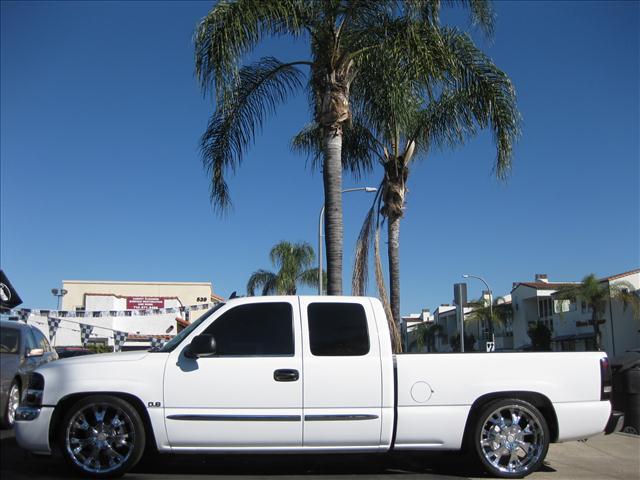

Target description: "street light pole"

left=51, top=287, right=68, bottom=310
left=462, top=274, right=494, bottom=346
left=318, top=187, right=377, bottom=295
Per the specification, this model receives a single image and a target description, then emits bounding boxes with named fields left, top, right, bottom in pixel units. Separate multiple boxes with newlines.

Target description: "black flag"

left=0, top=270, right=23, bottom=310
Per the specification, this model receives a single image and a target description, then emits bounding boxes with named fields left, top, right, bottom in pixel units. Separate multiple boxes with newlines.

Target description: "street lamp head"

left=61, top=289, right=68, bottom=296
left=51, top=288, right=59, bottom=295
left=462, top=274, right=469, bottom=279
left=365, top=187, right=377, bottom=193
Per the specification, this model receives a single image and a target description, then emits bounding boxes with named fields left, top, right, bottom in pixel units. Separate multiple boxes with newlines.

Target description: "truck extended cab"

left=15, top=296, right=620, bottom=478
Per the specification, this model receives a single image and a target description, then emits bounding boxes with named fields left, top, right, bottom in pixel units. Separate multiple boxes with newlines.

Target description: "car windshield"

left=0, top=328, right=20, bottom=354
left=154, top=303, right=225, bottom=353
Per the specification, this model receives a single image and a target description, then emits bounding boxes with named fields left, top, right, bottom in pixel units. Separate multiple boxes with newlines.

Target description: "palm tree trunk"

left=592, top=306, right=601, bottom=350
left=388, top=214, right=401, bottom=333
left=322, top=129, right=343, bottom=295
left=386, top=215, right=403, bottom=353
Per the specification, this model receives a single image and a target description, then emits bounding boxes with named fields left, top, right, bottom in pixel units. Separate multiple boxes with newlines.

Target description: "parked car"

left=0, top=319, right=57, bottom=428
left=15, top=296, right=620, bottom=478
left=54, top=346, right=93, bottom=359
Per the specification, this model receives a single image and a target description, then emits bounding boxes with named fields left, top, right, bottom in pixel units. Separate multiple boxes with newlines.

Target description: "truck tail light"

left=600, top=357, right=612, bottom=401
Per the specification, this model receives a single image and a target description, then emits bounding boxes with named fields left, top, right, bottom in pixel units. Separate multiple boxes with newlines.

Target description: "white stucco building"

left=511, top=270, right=639, bottom=358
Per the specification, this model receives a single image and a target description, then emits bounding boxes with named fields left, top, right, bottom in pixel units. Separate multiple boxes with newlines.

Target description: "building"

left=511, top=270, right=640, bottom=358
left=403, top=268, right=638, bottom=357
left=61, top=280, right=222, bottom=315
left=24, top=280, right=223, bottom=350
left=401, top=309, right=434, bottom=352
left=432, top=304, right=481, bottom=352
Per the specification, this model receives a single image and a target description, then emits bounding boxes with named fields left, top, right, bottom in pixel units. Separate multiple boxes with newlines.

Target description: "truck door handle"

left=274, top=369, right=299, bottom=382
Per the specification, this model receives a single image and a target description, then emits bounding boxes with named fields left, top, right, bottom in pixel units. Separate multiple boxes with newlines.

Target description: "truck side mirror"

left=184, top=334, right=216, bottom=359
left=27, top=348, right=44, bottom=357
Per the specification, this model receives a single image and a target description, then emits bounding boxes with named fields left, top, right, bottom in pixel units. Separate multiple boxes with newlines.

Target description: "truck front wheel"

left=472, top=398, right=549, bottom=478
left=59, top=395, right=146, bottom=478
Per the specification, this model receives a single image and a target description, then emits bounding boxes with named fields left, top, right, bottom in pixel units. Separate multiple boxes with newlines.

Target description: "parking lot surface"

left=1, top=430, right=637, bottom=479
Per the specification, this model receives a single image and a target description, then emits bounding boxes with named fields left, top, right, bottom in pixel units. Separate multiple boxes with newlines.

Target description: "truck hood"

left=36, top=350, right=168, bottom=405
left=52, top=350, right=151, bottom=366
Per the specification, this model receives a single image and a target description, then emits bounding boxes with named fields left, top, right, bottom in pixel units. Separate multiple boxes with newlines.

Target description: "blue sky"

left=1, top=1, right=638, bottom=314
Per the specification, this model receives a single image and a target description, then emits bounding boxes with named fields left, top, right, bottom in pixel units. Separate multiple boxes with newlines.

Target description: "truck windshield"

left=154, top=303, right=225, bottom=353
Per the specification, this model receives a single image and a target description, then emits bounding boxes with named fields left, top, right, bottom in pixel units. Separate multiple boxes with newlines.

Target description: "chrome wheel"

left=478, top=403, right=546, bottom=476
left=64, top=402, right=136, bottom=474
left=7, top=383, right=20, bottom=426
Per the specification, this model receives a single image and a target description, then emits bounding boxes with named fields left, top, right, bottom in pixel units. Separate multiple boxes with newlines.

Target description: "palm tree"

left=414, top=322, right=443, bottom=352
left=465, top=296, right=512, bottom=343
left=247, top=241, right=323, bottom=295
left=553, top=273, right=639, bottom=351
left=297, top=28, right=520, bottom=352
left=195, top=0, right=497, bottom=296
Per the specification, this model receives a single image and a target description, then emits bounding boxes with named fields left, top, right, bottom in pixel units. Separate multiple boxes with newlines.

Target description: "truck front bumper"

left=604, top=410, right=624, bottom=435
left=15, top=406, right=54, bottom=455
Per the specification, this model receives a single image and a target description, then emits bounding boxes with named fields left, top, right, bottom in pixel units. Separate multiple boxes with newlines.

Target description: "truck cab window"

left=308, top=303, right=369, bottom=356
left=203, top=302, right=294, bottom=356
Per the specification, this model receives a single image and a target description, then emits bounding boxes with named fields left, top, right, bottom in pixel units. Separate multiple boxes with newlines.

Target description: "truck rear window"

left=307, top=303, right=369, bottom=356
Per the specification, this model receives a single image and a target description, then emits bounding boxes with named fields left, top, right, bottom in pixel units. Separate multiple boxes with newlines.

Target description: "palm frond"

left=374, top=228, right=403, bottom=352
left=401, top=0, right=495, bottom=38
left=291, top=120, right=380, bottom=177
left=441, top=28, right=521, bottom=179
left=609, top=281, right=640, bottom=318
left=298, top=267, right=326, bottom=291
left=411, top=88, right=479, bottom=153
left=194, top=0, right=311, bottom=98
left=351, top=202, right=377, bottom=296
left=270, top=241, right=314, bottom=271
left=201, top=57, right=305, bottom=212
left=270, top=241, right=315, bottom=294
left=246, top=269, right=277, bottom=296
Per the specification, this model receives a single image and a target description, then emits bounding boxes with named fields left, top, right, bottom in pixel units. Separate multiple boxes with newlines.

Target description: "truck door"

left=164, top=298, right=303, bottom=449
left=299, top=298, right=383, bottom=449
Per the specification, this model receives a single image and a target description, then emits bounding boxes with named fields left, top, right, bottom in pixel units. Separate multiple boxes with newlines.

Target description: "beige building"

left=61, top=280, right=223, bottom=313
left=24, top=280, right=225, bottom=349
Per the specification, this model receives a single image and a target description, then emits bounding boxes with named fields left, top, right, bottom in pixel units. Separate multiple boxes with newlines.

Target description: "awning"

left=552, top=332, right=596, bottom=342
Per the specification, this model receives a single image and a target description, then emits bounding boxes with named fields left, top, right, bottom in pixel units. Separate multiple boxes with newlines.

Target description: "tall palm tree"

left=247, top=241, right=323, bottom=295
left=194, top=0, right=496, bottom=296
left=553, top=274, right=639, bottom=351
left=295, top=25, right=520, bottom=352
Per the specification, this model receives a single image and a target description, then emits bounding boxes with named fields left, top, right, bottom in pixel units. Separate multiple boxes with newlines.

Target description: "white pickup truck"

left=15, top=296, right=621, bottom=478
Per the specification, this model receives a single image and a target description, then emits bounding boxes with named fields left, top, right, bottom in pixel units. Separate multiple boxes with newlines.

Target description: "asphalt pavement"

left=0, top=429, right=637, bottom=480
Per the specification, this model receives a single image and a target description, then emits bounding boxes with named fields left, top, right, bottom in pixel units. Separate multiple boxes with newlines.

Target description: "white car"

left=15, top=296, right=621, bottom=478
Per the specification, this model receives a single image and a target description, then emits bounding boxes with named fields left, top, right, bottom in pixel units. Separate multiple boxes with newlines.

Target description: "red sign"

left=126, top=296, right=166, bottom=310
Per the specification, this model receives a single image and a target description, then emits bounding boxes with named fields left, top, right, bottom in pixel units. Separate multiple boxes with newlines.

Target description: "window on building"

left=308, top=303, right=369, bottom=356
left=203, top=302, right=293, bottom=356
left=538, top=298, right=553, bottom=319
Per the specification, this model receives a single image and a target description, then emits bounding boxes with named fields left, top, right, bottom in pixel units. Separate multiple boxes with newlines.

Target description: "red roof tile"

left=512, top=282, right=578, bottom=291
left=600, top=268, right=640, bottom=282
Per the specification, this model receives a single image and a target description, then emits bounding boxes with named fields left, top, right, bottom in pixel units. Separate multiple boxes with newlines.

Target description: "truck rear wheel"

left=59, top=395, right=145, bottom=478
left=472, top=398, right=549, bottom=478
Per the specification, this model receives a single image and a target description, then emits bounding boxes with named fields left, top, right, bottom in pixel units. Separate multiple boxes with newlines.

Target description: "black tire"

left=1, top=380, right=20, bottom=428
left=58, top=395, right=145, bottom=478
left=471, top=398, right=549, bottom=478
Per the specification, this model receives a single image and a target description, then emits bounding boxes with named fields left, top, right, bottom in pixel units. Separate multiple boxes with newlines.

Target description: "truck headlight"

left=24, top=372, right=45, bottom=407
